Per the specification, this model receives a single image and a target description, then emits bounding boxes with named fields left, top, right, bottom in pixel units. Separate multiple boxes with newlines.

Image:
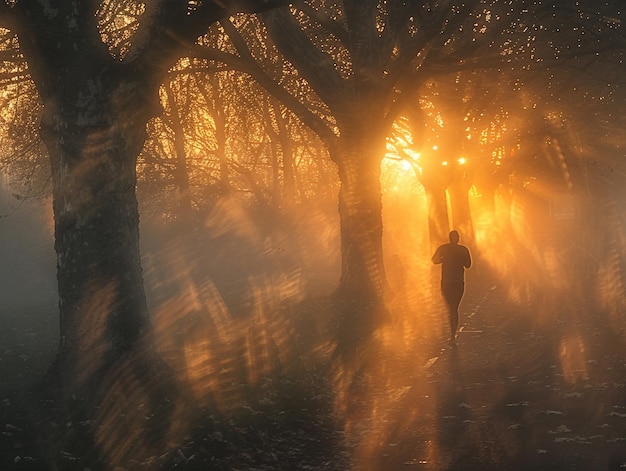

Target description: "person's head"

left=449, top=230, right=460, bottom=244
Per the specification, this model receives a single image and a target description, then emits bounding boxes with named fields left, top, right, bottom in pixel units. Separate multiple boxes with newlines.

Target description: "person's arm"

left=432, top=246, right=443, bottom=264
left=464, top=247, right=472, bottom=268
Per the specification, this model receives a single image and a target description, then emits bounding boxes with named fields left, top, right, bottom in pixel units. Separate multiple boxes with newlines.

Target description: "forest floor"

left=1, top=276, right=626, bottom=470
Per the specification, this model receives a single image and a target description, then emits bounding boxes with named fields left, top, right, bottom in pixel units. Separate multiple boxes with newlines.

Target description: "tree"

left=0, top=0, right=287, bottom=466
left=204, top=1, right=553, bottom=312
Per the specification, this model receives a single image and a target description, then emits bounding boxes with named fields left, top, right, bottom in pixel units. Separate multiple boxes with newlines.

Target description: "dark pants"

left=442, top=282, right=464, bottom=339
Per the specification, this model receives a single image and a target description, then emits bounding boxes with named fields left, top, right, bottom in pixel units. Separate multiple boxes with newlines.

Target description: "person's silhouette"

left=432, top=230, right=472, bottom=347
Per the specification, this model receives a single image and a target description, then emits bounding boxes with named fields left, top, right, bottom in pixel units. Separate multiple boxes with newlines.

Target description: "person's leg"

left=449, top=302, right=459, bottom=341
left=443, top=284, right=464, bottom=345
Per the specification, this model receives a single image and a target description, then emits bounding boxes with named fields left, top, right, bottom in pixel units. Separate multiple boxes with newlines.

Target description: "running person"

left=432, top=230, right=472, bottom=347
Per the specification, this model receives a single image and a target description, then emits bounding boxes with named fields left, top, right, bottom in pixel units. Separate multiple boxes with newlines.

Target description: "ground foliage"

left=1, top=275, right=626, bottom=470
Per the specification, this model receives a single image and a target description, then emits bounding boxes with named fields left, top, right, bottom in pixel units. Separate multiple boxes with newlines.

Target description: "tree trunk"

left=36, top=94, right=184, bottom=468
left=272, top=97, right=297, bottom=206
left=424, top=184, right=451, bottom=253
left=197, top=74, right=230, bottom=196
left=418, top=148, right=454, bottom=252
left=448, top=174, right=474, bottom=244
left=42, top=111, right=148, bottom=392
left=333, top=132, right=387, bottom=307
left=209, top=74, right=231, bottom=194
left=165, top=82, right=194, bottom=217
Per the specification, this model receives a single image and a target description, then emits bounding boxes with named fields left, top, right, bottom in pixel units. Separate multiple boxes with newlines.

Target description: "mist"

left=0, top=178, right=57, bottom=392
left=1, top=1, right=625, bottom=468
left=2, top=133, right=626, bottom=469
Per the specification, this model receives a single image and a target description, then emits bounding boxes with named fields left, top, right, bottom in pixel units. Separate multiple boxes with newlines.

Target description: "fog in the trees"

left=0, top=1, right=625, bottom=469
left=2, top=126, right=626, bottom=467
